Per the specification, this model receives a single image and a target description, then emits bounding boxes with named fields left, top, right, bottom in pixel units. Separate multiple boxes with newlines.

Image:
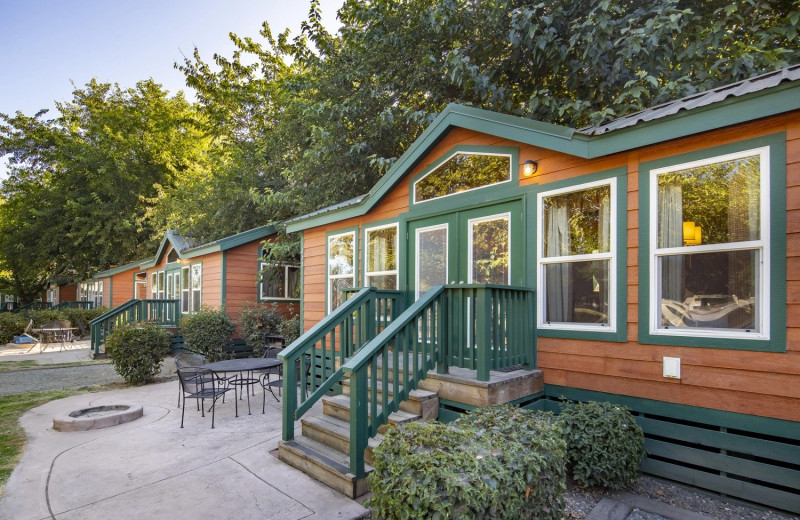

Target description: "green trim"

left=142, top=225, right=278, bottom=268
left=324, top=227, right=359, bottom=315
left=93, top=258, right=151, bottom=278
left=260, top=298, right=301, bottom=304
left=408, top=145, right=520, bottom=208
left=108, top=276, right=113, bottom=307
left=534, top=167, right=628, bottom=342
left=299, top=234, right=305, bottom=330
left=220, top=251, right=227, bottom=307
left=637, top=133, right=787, bottom=352
left=544, top=384, right=800, bottom=440
left=286, top=82, right=800, bottom=233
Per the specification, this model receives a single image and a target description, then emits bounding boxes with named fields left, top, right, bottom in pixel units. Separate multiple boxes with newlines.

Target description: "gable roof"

left=287, top=64, right=800, bottom=232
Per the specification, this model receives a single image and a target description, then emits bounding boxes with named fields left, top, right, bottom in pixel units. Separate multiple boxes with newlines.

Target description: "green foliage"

left=238, top=302, right=283, bottom=357
left=61, top=306, right=108, bottom=336
left=180, top=307, right=235, bottom=362
left=366, top=405, right=566, bottom=520
left=105, top=324, right=171, bottom=385
left=25, top=310, right=63, bottom=327
left=558, top=401, right=646, bottom=490
left=0, top=313, right=29, bottom=344
left=277, top=312, right=301, bottom=345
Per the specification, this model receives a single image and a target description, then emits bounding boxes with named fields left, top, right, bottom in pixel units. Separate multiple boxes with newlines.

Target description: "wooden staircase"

left=278, top=378, right=440, bottom=498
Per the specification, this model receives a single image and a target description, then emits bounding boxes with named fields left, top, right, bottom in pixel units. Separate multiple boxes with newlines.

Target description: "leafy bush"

left=558, top=401, right=646, bottom=490
left=367, top=405, right=566, bottom=520
left=277, top=313, right=301, bottom=345
left=26, top=310, right=63, bottom=327
left=106, top=324, right=171, bottom=385
left=0, top=313, right=29, bottom=344
left=180, top=307, right=235, bottom=362
left=63, top=306, right=109, bottom=336
left=238, top=302, right=283, bottom=357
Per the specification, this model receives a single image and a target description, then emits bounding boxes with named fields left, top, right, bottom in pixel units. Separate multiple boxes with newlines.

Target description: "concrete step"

left=278, top=435, right=372, bottom=499
left=322, top=394, right=421, bottom=432
left=339, top=379, right=439, bottom=420
left=301, top=414, right=383, bottom=465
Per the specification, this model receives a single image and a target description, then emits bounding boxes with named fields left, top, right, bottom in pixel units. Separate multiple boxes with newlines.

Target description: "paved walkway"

left=0, top=378, right=369, bottom=520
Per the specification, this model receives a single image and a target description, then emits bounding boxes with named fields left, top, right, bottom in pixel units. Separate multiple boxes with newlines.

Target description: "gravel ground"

left=2, top=355, right=797, bottom=519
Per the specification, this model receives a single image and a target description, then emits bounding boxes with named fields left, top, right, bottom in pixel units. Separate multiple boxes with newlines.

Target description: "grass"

left=0, top=359, right=110, bottom=372
left=0, top=384, right=124, bottom=498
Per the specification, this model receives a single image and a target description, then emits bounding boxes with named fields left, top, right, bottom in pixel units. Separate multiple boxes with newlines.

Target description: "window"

left=365, top=224, right=398, bottom=290
left=47, top=288, right=57, bottom=303
left=327, top=231, right=356, bottom=313
left=413, top=152, right=512, bottom=203
left=80, top=281, right=104, bottom=307
left=538, top=179, right=616, bottom=330
left=191, top=264, right=202, bottom=312
left=260, top=264, right=301, bottom=300
left=167, top=249, right=179, bottom=263
left=181, top=267, right=190, bottom=313
left=650, top=147, right=768, bottom=338
left=151, top=273, right=157, bottom=299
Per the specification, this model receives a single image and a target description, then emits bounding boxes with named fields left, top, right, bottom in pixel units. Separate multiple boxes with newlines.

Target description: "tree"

left=0, top=79, right=212, bottom=296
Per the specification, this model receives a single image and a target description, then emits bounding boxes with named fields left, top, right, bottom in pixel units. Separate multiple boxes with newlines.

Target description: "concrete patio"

left=0, top=374, right=369, bottom=520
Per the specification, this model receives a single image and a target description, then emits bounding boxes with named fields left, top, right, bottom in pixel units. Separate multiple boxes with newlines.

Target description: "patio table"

left=201, top=358, right=281, bottom=416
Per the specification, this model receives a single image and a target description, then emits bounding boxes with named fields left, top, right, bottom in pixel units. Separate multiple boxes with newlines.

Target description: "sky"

left=0, top=0, right=343, bottom=174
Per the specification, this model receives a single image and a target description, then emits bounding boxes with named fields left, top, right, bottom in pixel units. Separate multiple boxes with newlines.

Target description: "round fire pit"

left=53, top=404, right=143, bottom=432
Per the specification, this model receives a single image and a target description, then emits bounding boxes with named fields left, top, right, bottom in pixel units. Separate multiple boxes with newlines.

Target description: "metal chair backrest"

left=177, top=367, right=216, bottom=393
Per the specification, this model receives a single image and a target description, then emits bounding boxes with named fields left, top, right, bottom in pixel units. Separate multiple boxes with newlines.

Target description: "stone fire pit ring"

left=53, top=404, right=143, bottom=432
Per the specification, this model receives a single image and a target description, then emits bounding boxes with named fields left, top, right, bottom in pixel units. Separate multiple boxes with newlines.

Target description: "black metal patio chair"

left=176, top=367, right=232, bottom=428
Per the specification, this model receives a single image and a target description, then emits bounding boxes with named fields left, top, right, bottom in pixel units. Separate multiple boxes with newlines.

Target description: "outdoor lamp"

left=522, top=160, right=538, bottom=177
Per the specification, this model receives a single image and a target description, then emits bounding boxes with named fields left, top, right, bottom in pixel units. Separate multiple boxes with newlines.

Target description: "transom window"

left=327, top=231, right=356, bottom=313
left=413, top=152, right=511, bottom=203
left=537, top=179, right=616, bottom=330
left=260, top=263, right=301, bottom=300
left=365, top=224, right=398, bottom=290
left=650, top=147, right=768, bottom=338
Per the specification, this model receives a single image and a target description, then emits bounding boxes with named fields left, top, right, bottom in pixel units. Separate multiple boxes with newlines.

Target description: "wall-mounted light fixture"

left=522, top=159, right=538, bottom=177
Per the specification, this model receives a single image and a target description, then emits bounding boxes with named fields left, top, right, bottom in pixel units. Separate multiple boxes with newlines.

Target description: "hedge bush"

left=106, top=324, right=172, bottom=385
left=238, top=302, right=283, bottom=357
left=277, top=313, right=301, bottom=345
left=62, top=306, right=109, bottom=335
left=180, top=307, right=235, bottom=362
left=367, top=405, right=566, bottom=520
left=0, top=313, right=29, bottom=344
left=558, top=401, right=646, bottom=490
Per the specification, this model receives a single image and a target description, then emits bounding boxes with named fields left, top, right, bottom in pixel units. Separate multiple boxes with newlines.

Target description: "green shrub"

left=63, top=306, right=109, bottom=336
left=0, top=313, right=29, bottom=344
left=367, top=405, right=566, bottom=520
left=106, top=324, right=171, bottom=385
left=277, top=313, right=301, bottom=345
left=26, top=310, right=63, bottom=327
left=558, top=401, right=646, bottom=490
left=238, top=302, right=282, bottom=357
left=180, top=307, right=235, bottom=362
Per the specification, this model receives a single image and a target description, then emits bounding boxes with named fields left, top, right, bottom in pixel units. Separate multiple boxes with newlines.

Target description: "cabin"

left=88, top=225, right=299, bottom=354
left=277, top=65, right=800, bottom=513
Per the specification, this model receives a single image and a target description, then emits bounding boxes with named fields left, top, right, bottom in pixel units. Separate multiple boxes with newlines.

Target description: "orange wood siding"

left=111, top=270, right=135, bottom=307
left=59, top=285, right=76, bottom=302
left=199, top=253, right=222, bottom=309
left=223, top=241, right=260, bottom=325
left=300, top=110, right=800, bottom=422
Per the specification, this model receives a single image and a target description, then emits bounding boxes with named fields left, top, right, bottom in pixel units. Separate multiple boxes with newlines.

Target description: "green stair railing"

left=280, top=287, right=404, bottom=441
left=342, top=284, right=535, bottom=477
left=13, top=301, right=53, bottom=314
left=53, top=300, right=95, bottom=310
left=90, top=298, right=180, bottom=355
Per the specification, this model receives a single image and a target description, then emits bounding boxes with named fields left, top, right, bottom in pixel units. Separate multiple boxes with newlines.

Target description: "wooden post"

left=476, top=288, right=491, bottom=382
left=349, top=369, right=368, bottom=478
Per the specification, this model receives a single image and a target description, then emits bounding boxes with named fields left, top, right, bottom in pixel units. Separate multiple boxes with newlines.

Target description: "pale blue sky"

left=0, top=0, right=342, bottom=116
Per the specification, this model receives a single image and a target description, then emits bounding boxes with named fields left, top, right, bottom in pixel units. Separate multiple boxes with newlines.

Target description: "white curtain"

left=545, top=205, right=572, bottom=322
left=658, top=182, right=683, bottom=301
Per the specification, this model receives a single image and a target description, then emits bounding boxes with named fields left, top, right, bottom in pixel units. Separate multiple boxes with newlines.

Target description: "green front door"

left=408, top=200, right=524, bottom=300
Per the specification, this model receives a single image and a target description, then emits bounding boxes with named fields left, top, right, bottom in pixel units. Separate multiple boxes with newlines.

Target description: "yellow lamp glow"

left=683, top=221, right=702, bottom=246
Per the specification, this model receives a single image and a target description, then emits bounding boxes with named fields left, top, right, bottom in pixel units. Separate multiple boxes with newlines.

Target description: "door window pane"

left=470, top=215, right=509, bottom=284
left=416, top=225, right=448, bottom=297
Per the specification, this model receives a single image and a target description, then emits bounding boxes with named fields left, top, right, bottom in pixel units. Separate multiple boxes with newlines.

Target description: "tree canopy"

left=1, top=0, right=799, bottom=300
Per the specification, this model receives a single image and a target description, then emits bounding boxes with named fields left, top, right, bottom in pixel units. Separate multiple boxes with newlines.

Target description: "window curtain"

left=658, top=182, right=683, bottom=301
left=597, top=193, right=611, bottom=316
left=545, top=204, right=572, bottom=322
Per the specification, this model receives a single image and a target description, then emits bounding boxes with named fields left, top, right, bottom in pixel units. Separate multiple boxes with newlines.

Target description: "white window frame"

left=190, top=263, right=202, bottom=312
left=649, top=146, right=769, bottom=340
left=81, top=280, right=104, bottom=307
left=47, top=287, right=57, bottom=304
left=181, top=266, right=190, bottom=314
left=412, top=151, right=513, bottom=204
left=364, top=223, right=399, bottom=290
left=536, top=178, right=617, bottom=332
left=467, top=213, right=511, bottom=285
left=327, top=231, right=356, bottom=314
left=259, top=263, right=301, bottom=300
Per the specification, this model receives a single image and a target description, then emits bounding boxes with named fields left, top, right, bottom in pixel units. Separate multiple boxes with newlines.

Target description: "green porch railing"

left=53, top=300, right=95, bottom=310
left=13, top=301, right=53, bottom=314
left=280, top=287, right=405, bottom=442
left=89, top=298, right=180, bottom=355
left=341, top=284, right=534, bottom=478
